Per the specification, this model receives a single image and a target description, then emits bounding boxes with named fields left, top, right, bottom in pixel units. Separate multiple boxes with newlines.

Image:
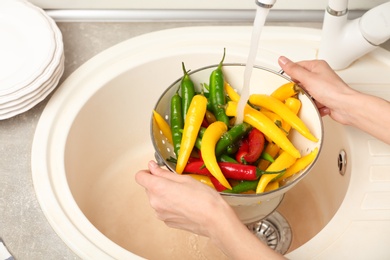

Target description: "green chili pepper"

left=194, top=127, right=207, bottom=150
left=195, top=137, right=202, bottom=150
left=260, top=151, right=275, bottom=163
left=226, top=143, right=239, bottom=155
left=170, top=92, right=184, bottom=156
left=222, top=180, right=259, bottom=194
left=166, top=156, right=177, bottom=163
left=209, top=49, right=230, bottom=126
left=181, top=62, right=195, bottom=120
left=215, top=122, right=252, bottom=157
left=198, top=127, right=207, bottom=138
left=219, top=154, right=238, bottom=163
left=203, top=83, right=210, bottom=92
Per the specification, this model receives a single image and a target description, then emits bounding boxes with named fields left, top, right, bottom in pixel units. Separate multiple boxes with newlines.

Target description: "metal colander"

left=151, top=63, right=323, bottom=224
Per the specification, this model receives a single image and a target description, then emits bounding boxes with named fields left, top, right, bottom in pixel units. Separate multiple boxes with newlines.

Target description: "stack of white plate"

left=0, top=0, right=64, bottom=120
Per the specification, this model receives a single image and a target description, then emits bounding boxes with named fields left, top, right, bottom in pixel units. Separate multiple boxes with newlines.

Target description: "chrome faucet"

left=318, top=0, right=390, bottom=70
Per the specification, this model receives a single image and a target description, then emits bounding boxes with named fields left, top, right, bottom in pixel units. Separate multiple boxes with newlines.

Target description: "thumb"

left=148, top=160, right=166, bottom=176
left=278, top=56, right=311, bottom=83
left=135, top=161, right=173, bottom=187
left=148, top=160, right=178, bottom=181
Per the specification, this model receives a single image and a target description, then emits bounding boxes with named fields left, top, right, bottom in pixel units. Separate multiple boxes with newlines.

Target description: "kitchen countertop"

left=1, top=21, right=389, bottom=259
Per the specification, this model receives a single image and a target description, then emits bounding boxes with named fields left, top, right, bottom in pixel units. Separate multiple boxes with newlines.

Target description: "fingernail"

left=279, top=56, right=290, bottom=65
left=149, top=160, right=158, bottom=169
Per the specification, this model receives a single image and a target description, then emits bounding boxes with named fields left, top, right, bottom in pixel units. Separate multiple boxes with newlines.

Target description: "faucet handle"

left=319, top=1, right=390, bottom=70
left=360, top=2, right=390, bottom=46
left=327, top=0, right=348, bottom=14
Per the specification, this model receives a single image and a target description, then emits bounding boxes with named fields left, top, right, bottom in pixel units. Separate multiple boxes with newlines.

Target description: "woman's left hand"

left=135, top=160, right=233, bottom=238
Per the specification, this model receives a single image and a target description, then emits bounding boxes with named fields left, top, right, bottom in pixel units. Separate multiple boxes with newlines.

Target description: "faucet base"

left=319, top=1, right=390, bottom=70
left=318, top=14, right=376, bottom=70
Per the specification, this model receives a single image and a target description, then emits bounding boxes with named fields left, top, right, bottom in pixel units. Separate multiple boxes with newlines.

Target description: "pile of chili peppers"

left=153, top=50, right=319, bottom=194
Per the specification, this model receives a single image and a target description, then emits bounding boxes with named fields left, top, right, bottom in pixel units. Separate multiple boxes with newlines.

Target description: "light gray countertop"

left=0, top=21, right=389, bottom=259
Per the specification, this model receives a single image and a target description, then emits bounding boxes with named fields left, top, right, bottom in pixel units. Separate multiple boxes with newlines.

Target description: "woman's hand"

left=278, top=56, right=356, bottom=124
left=278, top=56, right=390, bottom=144
left=135, top=160, right=233, bottom=237
left=135, top=161, right=285, bottom=260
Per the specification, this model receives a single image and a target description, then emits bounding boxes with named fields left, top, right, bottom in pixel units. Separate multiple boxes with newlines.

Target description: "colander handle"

left=154, top=152, right=166, bottom=166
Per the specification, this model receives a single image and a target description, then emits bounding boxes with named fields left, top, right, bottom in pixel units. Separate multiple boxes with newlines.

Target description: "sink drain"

left=338, top=149, right=347, bottom=176
left=246, top=211, right=292, bottom=255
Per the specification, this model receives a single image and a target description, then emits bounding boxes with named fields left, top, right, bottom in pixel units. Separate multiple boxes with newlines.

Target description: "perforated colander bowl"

left=151, top=64, right=323, bottom=224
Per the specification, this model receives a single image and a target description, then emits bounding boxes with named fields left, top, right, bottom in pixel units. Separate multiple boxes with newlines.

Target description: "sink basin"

left=32, top=26, right=390, bottom=259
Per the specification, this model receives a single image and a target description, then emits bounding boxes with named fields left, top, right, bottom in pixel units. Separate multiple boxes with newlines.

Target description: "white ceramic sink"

left=31, top=26, right=390, bottom=259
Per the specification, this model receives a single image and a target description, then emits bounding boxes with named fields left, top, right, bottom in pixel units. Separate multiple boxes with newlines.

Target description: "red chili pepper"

left=201, top=117, right=210, bottom=128
left=209, top=175, right=228, bottom=192
left=219, top=162, right=261, bottom=180
left=187, top=157, right=203, bottom=163
left=243, top=128, right=265, bottom=163
left=184, top=160, right=209, bottom=175
left=235, top=139, right=249, bottom=164
left=183, top=161, right=261, bottom=180
left=197, top=149, right=203, bottom=161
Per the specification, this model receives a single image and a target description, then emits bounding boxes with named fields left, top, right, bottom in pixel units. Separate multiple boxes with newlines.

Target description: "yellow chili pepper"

left=264, top=181, right=279, bottom=192
left=201, top=121, right=232, bottom=189
left=261, top=111, right=284, bottom=127
left=176, top=95, right=207, bottom=174
left=187, top=174, right=215, bottom=189
left=282, top=97, right=301, bottom=133
left=271, top=82, right=298, bottom=101
left=258, top=110, right=282, bottom=143
left=285, top=97, right=301, bottom=113
left=249, top=94, right=318, bottom=142
left=226, top=101, right=301, bottom=159
left=224, top=82, right=240, bottom=102
left=277, top=147, right=319, bottom=182
left=153, top=110, right=173, bottom=144
left=258, top=97, right=303, bottom=170
left=256, top=151, right=297, bottom=193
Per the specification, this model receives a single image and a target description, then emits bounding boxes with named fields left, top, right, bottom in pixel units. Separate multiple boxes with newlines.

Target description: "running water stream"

left=235, top=5, right=271, bottom=125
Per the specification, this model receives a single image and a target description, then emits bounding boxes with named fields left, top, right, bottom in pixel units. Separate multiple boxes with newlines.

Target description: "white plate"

left=0, top=52, right=64, bottom=111
left=0, top=53, right=64, bottom=120
left=0, top=0, right=64, bottom=116
left=0, top=0, right=56, bottom=95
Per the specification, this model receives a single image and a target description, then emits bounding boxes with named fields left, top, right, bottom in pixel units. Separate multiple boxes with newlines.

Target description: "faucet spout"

left=255, top=0, right=276, bottom=9
left=318, top=1, right=390, bottom=70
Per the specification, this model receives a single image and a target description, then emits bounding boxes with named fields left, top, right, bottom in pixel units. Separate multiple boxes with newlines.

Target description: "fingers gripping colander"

left=151, top=64, right=323, bottom=224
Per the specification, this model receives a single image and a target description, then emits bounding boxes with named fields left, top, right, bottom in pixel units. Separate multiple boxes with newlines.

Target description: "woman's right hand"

left=278, top=56, right=390, bottom=145
left=278, top=56, right=356, bottom=125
